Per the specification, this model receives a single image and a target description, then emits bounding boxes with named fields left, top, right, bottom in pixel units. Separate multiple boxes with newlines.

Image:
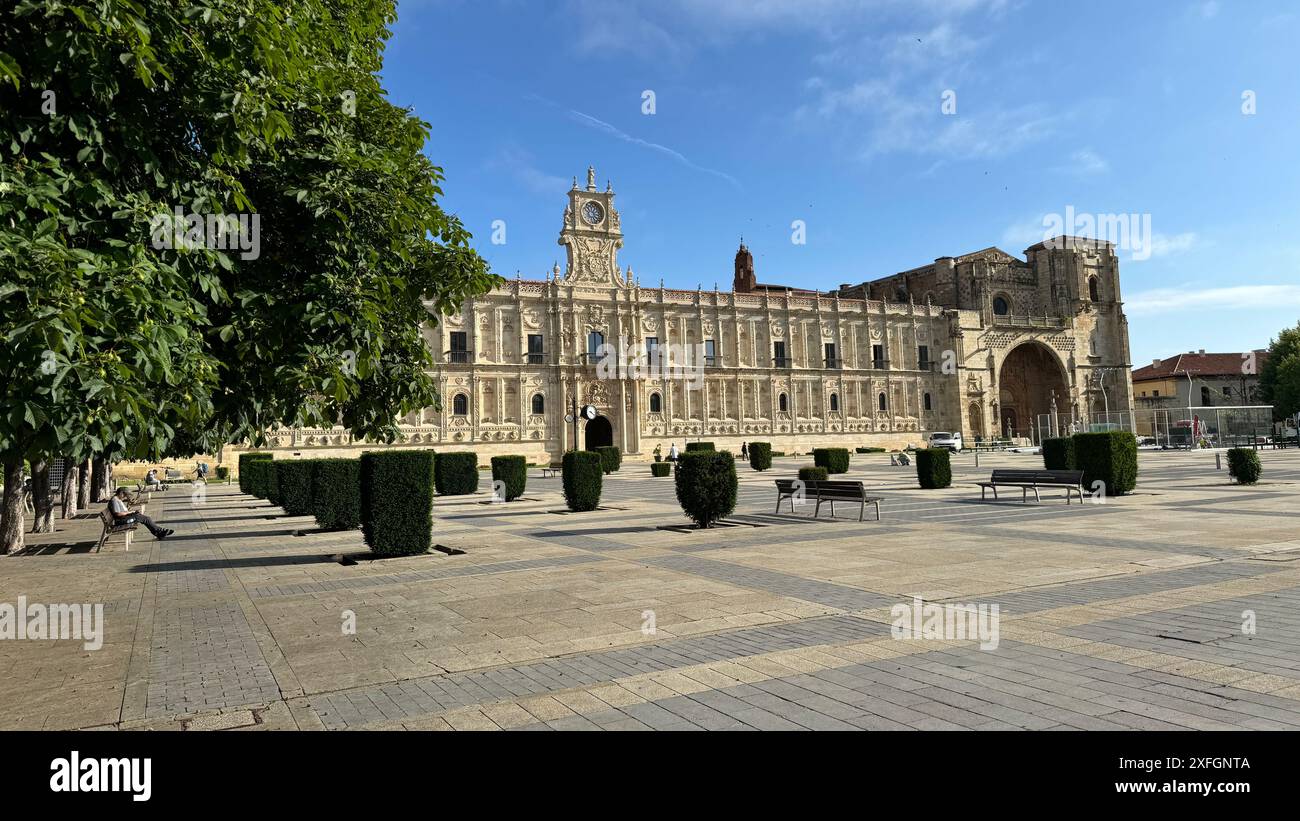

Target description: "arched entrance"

left=998, top=342, right=1069, bottom=441
left=584, top=415, right=613, bottom=450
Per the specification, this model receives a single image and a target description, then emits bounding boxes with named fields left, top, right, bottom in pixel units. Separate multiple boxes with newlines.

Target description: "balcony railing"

left=824, top=358, right=842, bottom=369
left=446, top=350, right=472, bottom=364
left=527, top=352, right=546, bottom=365
left=773, top=357, right=792, bottom=368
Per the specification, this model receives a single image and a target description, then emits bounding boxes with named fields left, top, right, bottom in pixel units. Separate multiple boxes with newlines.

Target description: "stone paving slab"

left=3, top=449, right=1300, bottom=730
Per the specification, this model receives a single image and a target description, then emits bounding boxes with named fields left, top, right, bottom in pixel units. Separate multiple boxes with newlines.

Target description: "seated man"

left=144, top=468, right=166, bottom=491
left=108, top=488, right=173, bottom=540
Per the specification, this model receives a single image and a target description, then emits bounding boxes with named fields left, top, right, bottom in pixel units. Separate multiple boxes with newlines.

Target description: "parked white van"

left=928, top=431, right=963, bottom=451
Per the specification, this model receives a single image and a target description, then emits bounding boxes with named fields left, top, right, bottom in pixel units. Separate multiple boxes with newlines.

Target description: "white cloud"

left=1125, top=283, right=1300, bottom=315
left=1146, top=231, right=1198, bottom=259
left=526, top=94, right=742, bottom=189
left=1198, top=1, right=1220, bottom=19
left=487, top=146, right=567, bottom=195
left=1059, top=148, right=1109, bottom=176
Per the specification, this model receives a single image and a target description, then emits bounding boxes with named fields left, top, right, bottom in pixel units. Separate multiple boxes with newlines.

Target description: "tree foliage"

left=0, top=1, right=495, bottom=549
left=1259, top=322, right=1300, bottom=422
left=0, top=0, right=495, bottom=463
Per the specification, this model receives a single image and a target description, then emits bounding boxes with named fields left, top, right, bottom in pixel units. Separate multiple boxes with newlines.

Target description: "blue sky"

left=385, top=0, right=1300, bottom=366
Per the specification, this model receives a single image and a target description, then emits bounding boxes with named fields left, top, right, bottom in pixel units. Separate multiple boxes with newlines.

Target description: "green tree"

left=1259, top=322, right=1300, bottom=423
left=0, top=1, right=494, bottom=552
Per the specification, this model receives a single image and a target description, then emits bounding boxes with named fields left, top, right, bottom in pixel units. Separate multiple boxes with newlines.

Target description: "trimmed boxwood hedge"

left=1072, top=431, right=1137, bottom=496
left=238, top=451, right=273, bottom=494
left=685, top=442, right=715, bottom=452
left=1042, top=437, right=1076, bottom=471
left=243, top=458, right=274, bottom=499
left=748, top=442, right=772, bottom=471
left=434, top=451, right=477, bottom=495
left=275, top=460, right=318, bottom=516
left=215, top=466, right=230, bottom=482
left=595, top=445, right=622, bottom=475
left=915, top=448, right=952, bottom=489
left=1227, top=448, right=1262, bottom=485
left=312, top=458, right=361, bottom=531
left=650, top=462, right=671, bottom=477
left=813, top=447, right=850, bottom=474
left=490, top=455, right=527, bottom=501
left=798, top=466, right=828, bottom=482
left=562, top=450, right=603, bottom=511
left=266, top=462, right=284, bottom=507
left=674, top=451, right=737, bottom=528
left=856, top=447, right=886, bottom=454
left=360, top=450, right=436, bottom=556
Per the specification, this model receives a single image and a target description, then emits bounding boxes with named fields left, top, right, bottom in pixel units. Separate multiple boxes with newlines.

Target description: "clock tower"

left=558, top=166, right=625, bottom=286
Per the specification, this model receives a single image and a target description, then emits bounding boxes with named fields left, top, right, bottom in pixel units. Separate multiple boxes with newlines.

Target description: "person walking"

left=668, top=442, right=679, bottom=462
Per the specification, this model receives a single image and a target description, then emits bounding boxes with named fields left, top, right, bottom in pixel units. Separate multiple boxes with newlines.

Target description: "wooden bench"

left=540, top=463, right=562, bottom=478
left=977, top=469, right=1085, bottom=503
left=96, top=508, right=138, bottom=551
left=775, top=479, right=882, bottom=522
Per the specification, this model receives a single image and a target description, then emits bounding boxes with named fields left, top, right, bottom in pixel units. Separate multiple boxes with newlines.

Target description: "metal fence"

left=1031, top=405, right=1279, bottom=448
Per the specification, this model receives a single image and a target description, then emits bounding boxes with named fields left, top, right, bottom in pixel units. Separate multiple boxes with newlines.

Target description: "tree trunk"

left=92, top=457, right=108, bottom=502
left=1, top=459, right=25, bottom=554
left=78, top=458, right=92, bottom=509
left=61, top=457, right=78, bottom=519
left=31, top=458, right=53, bottom=533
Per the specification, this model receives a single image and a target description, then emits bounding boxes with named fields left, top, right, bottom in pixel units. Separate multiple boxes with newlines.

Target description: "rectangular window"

left=872, top=344, right=885, bottom=369
left=824, top=342, right=839, bottom=368
left=527, top=334, right=544, bottom=365
left=704, top=339, right=717, bottom=367
left=1153, top=390, right=1160, bottom=397
left=449, top=331, right=469, bottom=364
left=773, top=341, right=788, bottom=367
left=918, top=345, right=930, bottom=369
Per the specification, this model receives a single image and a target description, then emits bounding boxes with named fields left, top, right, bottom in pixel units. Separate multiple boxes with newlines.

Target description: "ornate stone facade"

left=247, top=169, right=1134, bottom=462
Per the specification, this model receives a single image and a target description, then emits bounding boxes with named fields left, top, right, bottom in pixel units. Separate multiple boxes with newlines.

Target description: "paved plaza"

left=3, top=450, right=1300, bottom=731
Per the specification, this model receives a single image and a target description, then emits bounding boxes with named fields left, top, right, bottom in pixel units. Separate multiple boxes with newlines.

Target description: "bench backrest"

left=814, top=480, right=866, bottom=499
left=775, top=479, right=865, bottom=498
left=989, top=469, right=1083, bottom=484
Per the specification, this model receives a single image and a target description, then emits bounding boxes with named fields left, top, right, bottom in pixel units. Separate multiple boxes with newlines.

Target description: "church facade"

left=246, top=168, right=1135, bottom=463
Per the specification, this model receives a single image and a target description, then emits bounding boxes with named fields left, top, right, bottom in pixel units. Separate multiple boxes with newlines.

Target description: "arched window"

left=452, top=393, right=468, bottom=416
left=778, top=393, right=788, bottom=412
left=1088, top=276, right=1100, bottom=301
left=878, top=392, right=887, bottom=411
left=649, top=392, right=662, bottom=413
left=829, top=393, right=839, bottom=412
left=924, top=392, right=932, bottom=411
left=993, top=296, right=1010, bottom=316
left=531, top=393, right=544, bottom=414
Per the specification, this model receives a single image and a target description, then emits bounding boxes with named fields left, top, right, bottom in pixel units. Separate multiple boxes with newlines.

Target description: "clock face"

left=582, top=201, right=604, bottom=225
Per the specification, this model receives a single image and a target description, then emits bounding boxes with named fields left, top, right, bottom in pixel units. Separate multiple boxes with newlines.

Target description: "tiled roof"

left=1132, top=351, right=1268, bottom=381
